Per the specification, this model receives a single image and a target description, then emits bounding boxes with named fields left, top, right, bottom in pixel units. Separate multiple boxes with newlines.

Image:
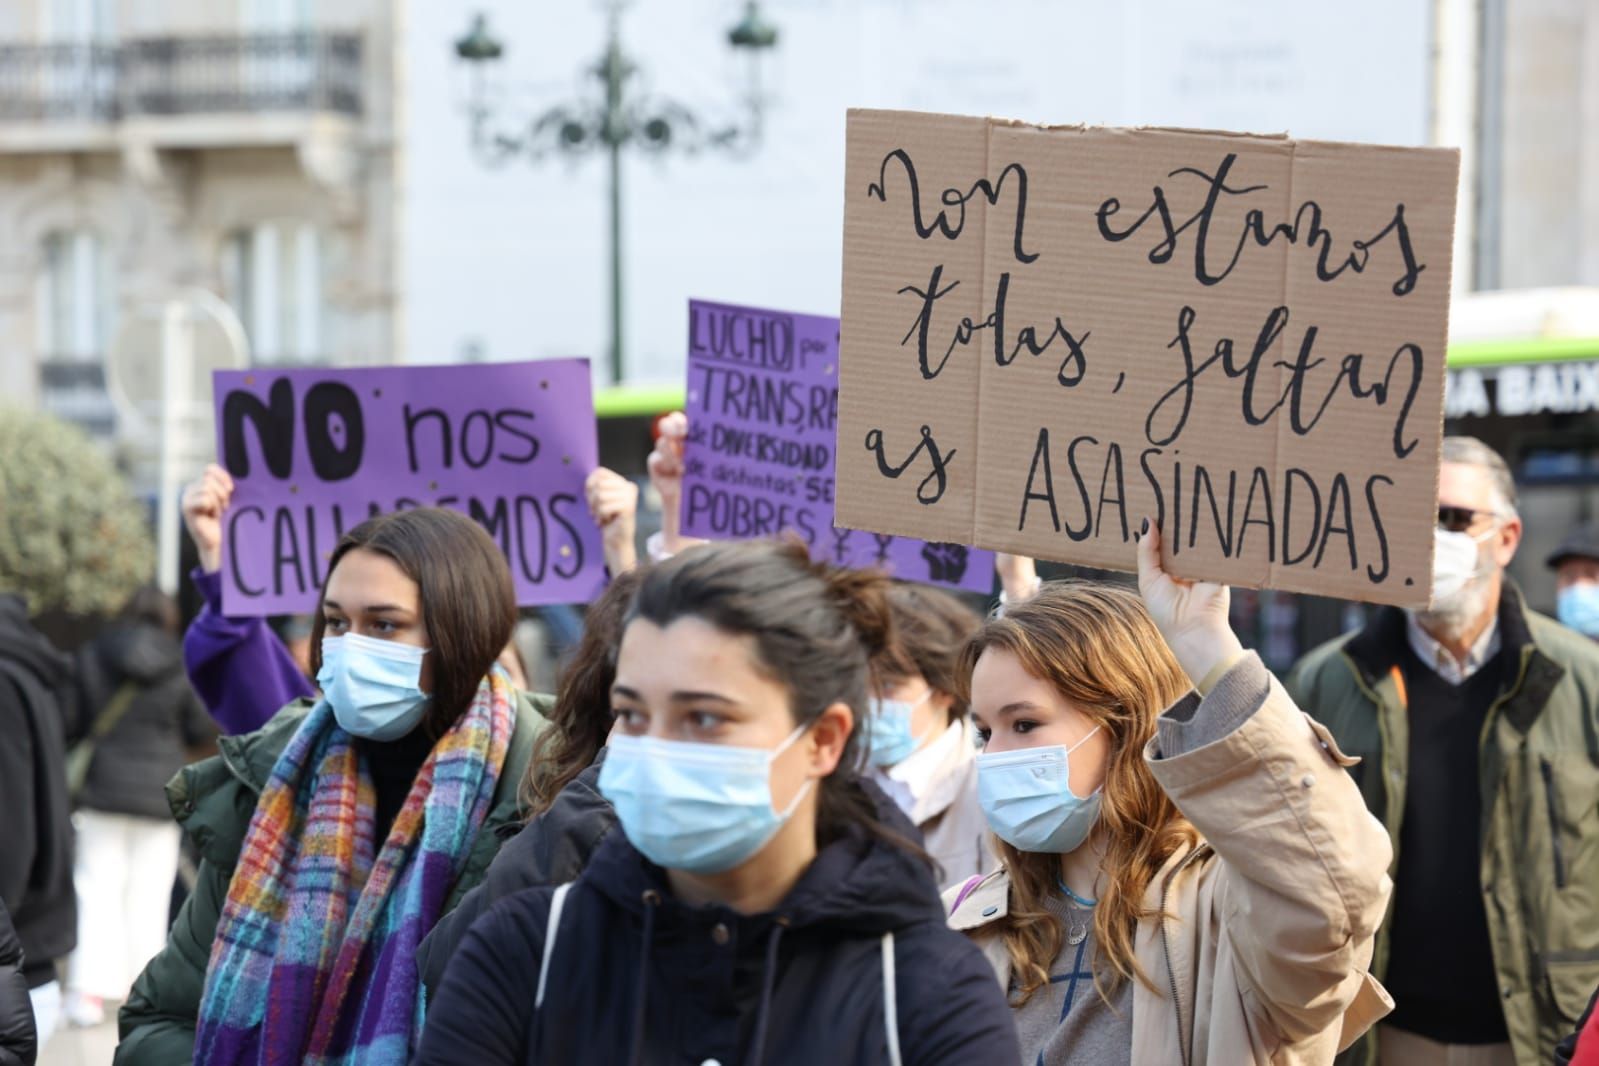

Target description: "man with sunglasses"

left=1289, top=435, right=1599, bottom=1066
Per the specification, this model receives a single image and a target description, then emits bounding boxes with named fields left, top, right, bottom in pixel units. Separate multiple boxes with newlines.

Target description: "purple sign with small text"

left=214, top=359, right=606, bottom=615
left=682, top=299, right=994, bottom=594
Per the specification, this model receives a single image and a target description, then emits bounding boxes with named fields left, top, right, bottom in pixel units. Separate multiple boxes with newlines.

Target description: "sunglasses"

left=1437, top=505, right=1499, bottom=533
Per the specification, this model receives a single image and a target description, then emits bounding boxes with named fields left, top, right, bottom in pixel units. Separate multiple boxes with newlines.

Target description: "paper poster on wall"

left=836, top=109, right=1460, bottom=607
left=681, top=298, right=995, bottom=594
left=214, top=359, right=607, bottom=615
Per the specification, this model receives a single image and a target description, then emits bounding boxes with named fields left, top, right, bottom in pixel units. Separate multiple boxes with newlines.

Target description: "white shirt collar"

left=1404, top=611, right=1501, bottom=685
left=872, top=718, right=970, bottom=824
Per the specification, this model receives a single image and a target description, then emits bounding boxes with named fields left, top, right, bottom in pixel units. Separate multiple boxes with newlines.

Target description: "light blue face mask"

left=976, top=726, right=1103, bottom=853
left=1558, top=585, right=1599, bottom=638
left=316, top=633, right=431, bottom=742
left=865, top=692, right=932, bottom=767
left=598, top=724, right=813, bottom=875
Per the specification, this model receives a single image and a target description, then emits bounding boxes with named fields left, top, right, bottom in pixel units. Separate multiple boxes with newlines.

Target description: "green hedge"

left=0, top=409, right=154, bottom=616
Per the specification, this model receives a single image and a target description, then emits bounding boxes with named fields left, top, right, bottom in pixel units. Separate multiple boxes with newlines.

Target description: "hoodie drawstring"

left=746, top=916, right=789, bottom=1066
left=628, top=890, right=661, bottom=1066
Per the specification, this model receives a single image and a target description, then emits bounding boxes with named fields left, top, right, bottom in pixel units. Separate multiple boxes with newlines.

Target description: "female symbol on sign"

left=864, top=424, right=955, bottom=506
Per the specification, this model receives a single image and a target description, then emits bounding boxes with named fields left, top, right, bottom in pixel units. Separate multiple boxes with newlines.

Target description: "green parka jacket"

left=1287, top=586, right=1599, bottom=1066
left=114, top=693, right=548, bottom=1064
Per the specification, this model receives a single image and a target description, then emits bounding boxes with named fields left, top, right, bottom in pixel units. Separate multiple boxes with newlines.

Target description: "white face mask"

left=1429, top=525, right=1496, bottom=610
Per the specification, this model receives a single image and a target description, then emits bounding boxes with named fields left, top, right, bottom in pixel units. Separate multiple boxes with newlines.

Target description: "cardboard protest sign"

left=682, top=298, right=995, bottom=593
left=838, top=110, right=1459, bottom=607
left=214, top=359, right=606, bottom=615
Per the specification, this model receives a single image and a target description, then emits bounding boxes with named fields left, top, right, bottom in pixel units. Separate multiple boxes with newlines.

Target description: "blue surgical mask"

left=598, top=724, right=813, bottom=875
left=865, top=692, right=932, bottom=767
left=316, top=633, right=431, bottom=742
left=976, top=726, right=1103, bottom=853
left=1557, top=585, right=1599, bottom=638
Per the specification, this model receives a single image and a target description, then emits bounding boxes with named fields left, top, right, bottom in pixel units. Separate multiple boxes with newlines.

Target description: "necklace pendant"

left=1067, top=924, right=1088, bottom=946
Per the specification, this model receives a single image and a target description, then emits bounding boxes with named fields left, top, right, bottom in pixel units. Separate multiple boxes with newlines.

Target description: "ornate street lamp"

left=454, top=3, right=779, bottom=385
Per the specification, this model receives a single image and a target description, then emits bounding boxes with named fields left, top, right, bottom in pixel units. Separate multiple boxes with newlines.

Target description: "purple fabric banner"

left=214, top=360, right=606, bottom=615
left=681, top=299, right=994, bottom=594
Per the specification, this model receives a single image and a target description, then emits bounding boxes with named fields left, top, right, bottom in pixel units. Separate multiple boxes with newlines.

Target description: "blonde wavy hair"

left=957, top=581, right=1200, bottom=1006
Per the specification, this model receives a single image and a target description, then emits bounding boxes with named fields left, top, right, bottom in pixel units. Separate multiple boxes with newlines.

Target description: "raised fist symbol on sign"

left=921, top=542, right=970, bottom=585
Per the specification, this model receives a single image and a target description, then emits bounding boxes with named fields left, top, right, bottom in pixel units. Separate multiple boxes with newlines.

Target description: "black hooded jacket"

left=0, top=596, right=75, bottom=987
left=416, top=754, right=618, bottom=1000
left=0, top=900, right=35, bottom=1066
left=416, top=785, right=1019, bottom=1066
left=69, top=622, right=213, bottom=820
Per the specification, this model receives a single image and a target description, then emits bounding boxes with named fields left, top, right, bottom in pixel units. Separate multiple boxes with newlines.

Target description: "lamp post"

left=454, top=3, right=779, bottom=385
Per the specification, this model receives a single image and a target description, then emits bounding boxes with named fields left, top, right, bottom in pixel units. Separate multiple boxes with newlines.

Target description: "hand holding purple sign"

left=214, top=360, right=607, bottom=615
left=681, top=298, right=994, bottom=594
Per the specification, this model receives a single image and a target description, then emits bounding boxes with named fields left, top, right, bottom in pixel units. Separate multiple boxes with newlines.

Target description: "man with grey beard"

left=1289, top=436, right=1599, bottom=1066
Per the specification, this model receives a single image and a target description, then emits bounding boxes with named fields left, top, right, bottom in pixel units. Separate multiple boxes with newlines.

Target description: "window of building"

left=45, top=0, right=113, bottom=39
left=37, top=229, right=115, bottom=359
left=42, top=0, right=114, bottom=120
left=35, top=229, right=117, bottom=435
left=242, top=0, right=312, bottom=32
left=222, top=223, right=326, bottom=364
left=241, top=0, right=314, bottom=102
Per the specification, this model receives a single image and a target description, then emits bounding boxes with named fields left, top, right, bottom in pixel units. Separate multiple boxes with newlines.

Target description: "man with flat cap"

left=1548, top=523, right=1599, bottom=639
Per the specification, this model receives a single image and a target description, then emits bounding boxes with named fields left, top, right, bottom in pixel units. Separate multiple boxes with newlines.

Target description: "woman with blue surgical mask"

left=944, top=520, right=1395, bottom=1065
left=417, top=540, right=1019, bottom=1065
left=119, top=508, right=549, bottom=1065
left=865, top=584, right=991, bottom=890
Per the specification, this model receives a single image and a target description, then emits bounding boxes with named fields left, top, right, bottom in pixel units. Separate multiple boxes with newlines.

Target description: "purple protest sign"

left=214, top=359, right=606, bottom=615
left=681, top=299, right=994, bottom=594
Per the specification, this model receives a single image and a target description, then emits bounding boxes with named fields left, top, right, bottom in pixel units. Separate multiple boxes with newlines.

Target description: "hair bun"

left=814, top=560, right=896, bottom=660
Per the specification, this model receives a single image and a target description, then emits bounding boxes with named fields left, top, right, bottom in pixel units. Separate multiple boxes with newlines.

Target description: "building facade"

left=1485, top=0, right=1599, bottom=290
left=0, top=0, right=401, bottom=454
left=1435, top=0, right=1599, bottom=615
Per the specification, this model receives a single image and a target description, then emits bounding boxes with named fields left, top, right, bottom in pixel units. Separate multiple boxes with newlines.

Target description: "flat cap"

left=1546, top=523, right=1599, bottom=569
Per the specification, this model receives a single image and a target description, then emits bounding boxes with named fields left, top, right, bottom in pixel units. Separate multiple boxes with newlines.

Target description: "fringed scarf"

left=194, top=667, right=515, bottom=1065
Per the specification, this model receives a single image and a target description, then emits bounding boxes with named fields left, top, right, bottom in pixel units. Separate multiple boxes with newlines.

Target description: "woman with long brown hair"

left=118, top=508, right=546, bottom=1065
left=947, top=521, right=1395, bottom=1064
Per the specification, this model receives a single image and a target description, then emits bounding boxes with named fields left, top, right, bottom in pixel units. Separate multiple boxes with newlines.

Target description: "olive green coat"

left=114, top=693, right=548, bottom=1064
left=1288, top=588, right=1599, bottom=1066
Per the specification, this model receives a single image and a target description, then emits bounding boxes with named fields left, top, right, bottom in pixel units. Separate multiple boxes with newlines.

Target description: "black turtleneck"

left=364, top=725, right=436, bottom=844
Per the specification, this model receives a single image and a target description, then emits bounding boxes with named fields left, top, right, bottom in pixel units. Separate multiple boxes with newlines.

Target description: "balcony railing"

left=0, top=33, right=362, bottom=124
left=122, top=33, right=362, bottom=117
left=0, top=43, right=118, bottom=121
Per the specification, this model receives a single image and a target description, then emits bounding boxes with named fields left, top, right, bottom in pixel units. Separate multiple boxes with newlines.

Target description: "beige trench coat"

left=946, top=656, right=1395, bottom=1065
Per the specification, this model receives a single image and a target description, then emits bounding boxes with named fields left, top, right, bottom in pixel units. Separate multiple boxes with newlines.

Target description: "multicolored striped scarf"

left=195, top=667, right=515, bottom=1065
